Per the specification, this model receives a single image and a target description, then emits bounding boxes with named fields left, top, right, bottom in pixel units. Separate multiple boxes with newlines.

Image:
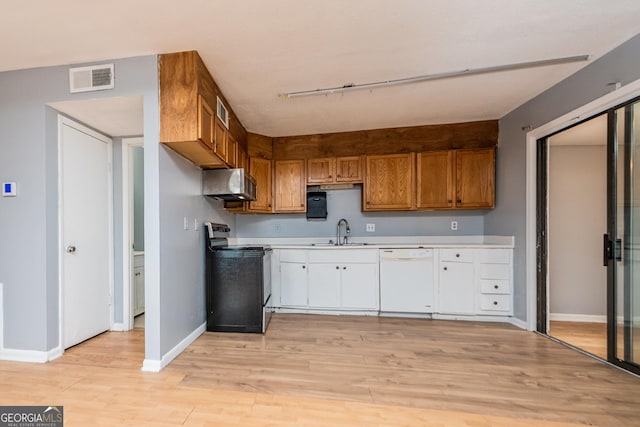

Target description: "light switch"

left=2, top=182, right=17, bottom=197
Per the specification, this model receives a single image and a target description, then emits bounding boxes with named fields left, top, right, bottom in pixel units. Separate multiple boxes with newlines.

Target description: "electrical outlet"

left=184, top=216, right=189, bottom=230
left=275, top=223, right=281, bottom=233
left=451, top=221, right=458, bottom=231
left=193, top=218, right=199, bottom=231
left=366, top=223, right=375, bottom=232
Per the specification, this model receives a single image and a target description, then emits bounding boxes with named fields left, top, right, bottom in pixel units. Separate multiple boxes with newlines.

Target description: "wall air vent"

left=69, top=64, right=115, bottom=93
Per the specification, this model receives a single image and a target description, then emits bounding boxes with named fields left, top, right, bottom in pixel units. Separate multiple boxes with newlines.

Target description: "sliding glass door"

left=609, top=99, right=640, bottom=371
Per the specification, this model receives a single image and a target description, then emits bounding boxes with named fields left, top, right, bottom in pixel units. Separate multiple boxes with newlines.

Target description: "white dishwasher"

left=379, top=248, right=434, bottom=313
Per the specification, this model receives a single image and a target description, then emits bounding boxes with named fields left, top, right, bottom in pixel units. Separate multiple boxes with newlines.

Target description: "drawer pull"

left=493, top=301, right=498, bottom=305
left=456, top=253, right=460, bottom=258
left=302, top=265, right=306, bottom=269
left=494, top=285, right=499, bottom=289
left=443, top=267, right=448, bottom=271
left=336, top=266, right=340, bottom=270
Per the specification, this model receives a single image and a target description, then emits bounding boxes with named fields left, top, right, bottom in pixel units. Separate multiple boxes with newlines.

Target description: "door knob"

left=66, top=245, right=77, bottom=253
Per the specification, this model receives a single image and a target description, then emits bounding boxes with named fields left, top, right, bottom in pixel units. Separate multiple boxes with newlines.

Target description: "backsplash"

left=235, top=187, right=485, bottom=237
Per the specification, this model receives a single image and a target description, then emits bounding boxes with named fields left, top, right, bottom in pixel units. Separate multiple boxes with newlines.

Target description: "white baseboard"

left=111, top=323, right=126, bottom=332
left=550, top=313, right=607, bottom=323
left=432, top=313, right=512, bottom=323
left=47, top=346, right=63, bottom=362
left=0, top=349, right=48, bottom=363
left=141, top=322, right=206, bottom=373
left=509, top=316, right=528, bottom=330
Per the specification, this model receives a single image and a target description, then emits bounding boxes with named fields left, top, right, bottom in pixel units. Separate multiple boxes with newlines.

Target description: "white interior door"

left=60, top=117, right=112, bottom=349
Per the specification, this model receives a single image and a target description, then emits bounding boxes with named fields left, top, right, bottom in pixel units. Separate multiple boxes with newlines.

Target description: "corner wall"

left=485, top=33, right=640, bottom=321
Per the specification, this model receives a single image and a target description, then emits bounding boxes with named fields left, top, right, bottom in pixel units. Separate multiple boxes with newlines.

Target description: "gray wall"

left=548, top=145, right=607, bottom=316
left=0, top=56, right=159, bottom=352
left=157, top=148, right=234, bottom=356
left=485, top=33, right=640, bottom=321
left=236, top=186, right=485, bottom=238
left=132, top=146, right=145, bottom=251
left=0, top=55, right=232, bottom=367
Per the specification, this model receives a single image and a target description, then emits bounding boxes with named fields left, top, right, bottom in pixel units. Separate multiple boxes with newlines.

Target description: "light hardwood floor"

left=1, top=314, right=639, bottom=426
left=549, top=321, right=607, bottom=359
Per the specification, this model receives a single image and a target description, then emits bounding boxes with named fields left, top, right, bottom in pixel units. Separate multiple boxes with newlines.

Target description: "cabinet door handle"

left=337, top=174, right=341, bottom=178
left=494, top=284, right=499, bottom=289
left=343, top=266, right=347, bottom=270
left=302, top=265, right=306, bottom=269
left=456, top=253, right=460, bottom=258
left=447, top=199, right=452, bottom=203
left=493, top=301, right=498, bottom=305
left=336, top=266, right=340, bottom=270
left=328, top=175, right=332, bottom=178
left=300, top=204, right=304, bottom=207
left=443, top=267, right=448, bottom=271
left=457, top=199, right=462, bottom=204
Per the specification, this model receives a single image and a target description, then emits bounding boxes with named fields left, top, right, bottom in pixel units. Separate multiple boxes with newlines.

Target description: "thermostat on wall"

left=2, top=182, right=17, bottom=197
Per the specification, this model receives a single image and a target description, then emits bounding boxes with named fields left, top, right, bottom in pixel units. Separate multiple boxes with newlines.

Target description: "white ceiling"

left=3, top=1, right=640, bottom=137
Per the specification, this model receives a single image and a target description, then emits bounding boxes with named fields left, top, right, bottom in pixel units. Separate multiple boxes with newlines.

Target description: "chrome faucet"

left=337, top=218, right=351, bottom=245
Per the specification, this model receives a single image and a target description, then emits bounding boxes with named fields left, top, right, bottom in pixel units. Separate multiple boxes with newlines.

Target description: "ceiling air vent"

left=69, top=64, right=114, bottom=93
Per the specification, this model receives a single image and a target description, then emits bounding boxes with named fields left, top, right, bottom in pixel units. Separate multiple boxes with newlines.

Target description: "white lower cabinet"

left=275, top=246, right=513, bottom=319
left=475, top=249, right=513, bottom=315
left=279, top=250, right=308, bottom=307
left=279, top=249, right=378, bottom=311
left=308, top=264, right=341, bottom=308
left=341, top=263, right=378, bottom=310
left=437, top=249, right=475, bottom=314
left=133, top=253, right=145, bottom=316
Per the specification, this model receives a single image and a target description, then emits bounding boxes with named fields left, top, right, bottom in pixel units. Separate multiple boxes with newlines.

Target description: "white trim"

left=47, top=346, right=63, bottom=362
left=0, top=349, right=48, bottom=363
left=509, top=316, right=528, bottom=330
left=549, top=313, right=607, bottom=323
left=111, top=323, right=126, bottom=332
left=141, top=322, right=206, bottom=372
left=57, top=115, right=114, bottom=352
left=525, top=77, right=640, bottom=332
left=121, top=137, right=144, bottom=331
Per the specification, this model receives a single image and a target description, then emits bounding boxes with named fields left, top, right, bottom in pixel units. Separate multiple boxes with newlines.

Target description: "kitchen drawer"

left=477, top=249, right=511, bottom=264
left=480, top=279, right=510, bottom=294
left=439, top=249, right=474, bottom=263
left=280, top=250, right=307, bottom=263
left=308, top=249, right=377, bottom=264
left=479, top=294, right=511, bottom=312
left=477, top=263, right=510, bottom=280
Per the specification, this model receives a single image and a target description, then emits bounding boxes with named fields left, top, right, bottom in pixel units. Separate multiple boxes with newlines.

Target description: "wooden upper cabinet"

left=237, top=145, right=247, bottom=170
left=307, top=156, right=363, bottom=184
left=227, top=133, right=238, bottom=167
left=248, top=157, right=273, bottom=213
left=214, top=117, right=228, bottom=163
left=336, top=156, right=363, bottom=183
left=197, top=95, right=214, bottom=151
left=159, top=51, right=244, bottom=169
left=307, top=158, right=335, bottom=184
left=275, top=160, right=306, bottom=212
left=416, top=151, right=454, bottom=209
left=363, top=153, right=414, bottom=211
left=456, top=148, right=495, bottom=209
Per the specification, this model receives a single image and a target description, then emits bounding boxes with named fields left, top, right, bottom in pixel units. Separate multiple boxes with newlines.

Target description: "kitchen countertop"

left=229, top=235, right=514, bottom=249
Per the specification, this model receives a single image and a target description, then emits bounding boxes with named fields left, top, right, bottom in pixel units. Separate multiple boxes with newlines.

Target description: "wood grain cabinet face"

left=248, top=157, right=273, bottom=213
left=197, top=95, right=215, bottom=150
left=275, top=160, right=306, bottom=212
left=416, top=151, right=454, bottom=209
left=213, top=117, right=228, bottom=163
left=456, top=148, right=495, bottom=209
left=307, top=158, right=336, bottom=184
left=364, top=153, right=414, bottom=211
left=335, top=156, right=363, bottom=183
left=227, top=133, right=238, bottom=168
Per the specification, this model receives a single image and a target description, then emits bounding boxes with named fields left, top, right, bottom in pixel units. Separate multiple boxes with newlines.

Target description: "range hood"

left=203, top=168, right=257, bottom=201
